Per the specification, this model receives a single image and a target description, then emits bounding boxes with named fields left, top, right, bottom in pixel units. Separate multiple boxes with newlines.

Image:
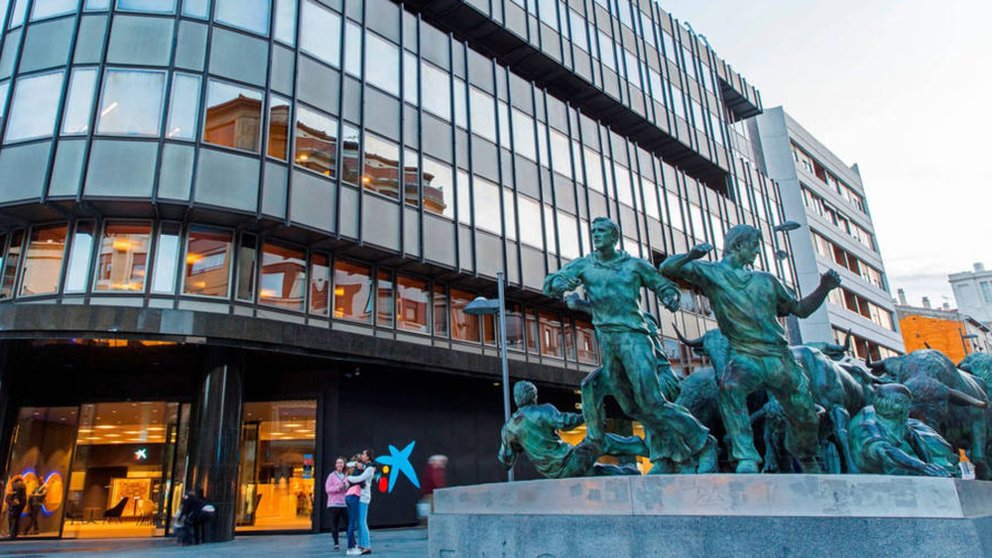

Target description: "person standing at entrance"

left=25, top=479, right=48, bottom=535
left=325, top=457, right=349, bottom=550
left=351, top=449, right=376, bottom=555
left=344, top=457, right=364, bottom=555
left=5, top=475, right=26, bottom=540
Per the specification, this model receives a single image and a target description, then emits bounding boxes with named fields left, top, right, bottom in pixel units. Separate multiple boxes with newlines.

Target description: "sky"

left=660, top=0, right=992, bottom=308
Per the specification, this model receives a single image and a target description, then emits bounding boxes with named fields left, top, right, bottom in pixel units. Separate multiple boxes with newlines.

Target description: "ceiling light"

left=96, top=425, right=116, bottom=430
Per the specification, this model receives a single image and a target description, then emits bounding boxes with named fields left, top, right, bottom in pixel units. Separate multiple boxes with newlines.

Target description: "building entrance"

left=2, top=401, right=188, bottom=539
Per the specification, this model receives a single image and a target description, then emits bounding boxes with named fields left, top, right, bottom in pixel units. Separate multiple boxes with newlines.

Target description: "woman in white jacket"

left=346, top=449, right=376, bottom=555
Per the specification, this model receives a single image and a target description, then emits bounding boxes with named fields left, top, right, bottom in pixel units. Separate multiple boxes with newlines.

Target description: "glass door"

left=236, top=400, right=317, bottom=532
left=2, top=407, right=78, bottom=538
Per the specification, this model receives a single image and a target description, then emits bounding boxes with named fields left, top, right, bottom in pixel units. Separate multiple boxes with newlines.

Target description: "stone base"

left=429, top=475, right=992, bottom=557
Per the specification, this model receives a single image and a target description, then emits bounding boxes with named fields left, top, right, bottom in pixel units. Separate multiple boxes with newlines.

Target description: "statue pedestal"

left=429, top=475, right=992, bottom=557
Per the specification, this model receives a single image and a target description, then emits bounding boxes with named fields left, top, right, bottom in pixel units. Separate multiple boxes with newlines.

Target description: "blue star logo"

left=375, top=440, right=420, bottom=493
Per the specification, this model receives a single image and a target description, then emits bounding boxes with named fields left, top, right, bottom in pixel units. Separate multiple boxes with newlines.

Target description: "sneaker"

left=361, top=549, right=373, bottom=555
left=346, top=548, right=361, bottom=556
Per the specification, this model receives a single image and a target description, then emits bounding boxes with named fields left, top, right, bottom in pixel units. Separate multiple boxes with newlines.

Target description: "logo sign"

left=374, top=440, right=420, bottom=494
left=134, top=448, right=148, bottom=461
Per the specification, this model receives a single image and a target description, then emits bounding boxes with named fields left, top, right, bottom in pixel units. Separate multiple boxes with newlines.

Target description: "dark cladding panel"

left=291, top=169, right=336, bottom=232
left=85, top=140, right=157, bottom=198
left=194, top=148, right=260, bottom=212
left=424, top=214, right=456, bottom=267
left=361, top=194, right=400, bottom=251
left=0, top=142, right=50, bottom=203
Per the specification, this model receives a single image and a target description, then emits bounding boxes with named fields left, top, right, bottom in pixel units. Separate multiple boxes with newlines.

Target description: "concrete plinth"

left=429, top=475, right=992, bottom=557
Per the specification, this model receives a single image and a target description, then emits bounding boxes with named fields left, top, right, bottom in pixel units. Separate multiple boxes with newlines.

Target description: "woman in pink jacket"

left=324, top=457, right=349, bottom=550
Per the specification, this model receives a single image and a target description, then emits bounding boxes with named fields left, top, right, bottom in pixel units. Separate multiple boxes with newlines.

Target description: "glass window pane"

left=151, top=223, right=180, bottom=293
left=363, top=133, right=399, bottom=200
left=19, top=224, right=68, bottom=296
left=183, top=226, right=233, bottom=298
left=402, top=51, right=417, bottom=104
left=97, top=70, right=166, bottom=137
left=557, top=211, right=580, bottom=259
left=61, top=68, right=98, bottom=135
left=340, top=123, right=359, bottom=185
left=402, top=147, right=418, bottom=207
left=267, top=95, right=290, bottom=160
left=469, top=87, right=495, bottom=143
left=539, top=309, right=563, bottom=357
left=166, top=73, right=201, bottom=140
left=452, top=78, right=467, bottom=129
left=365, top=32, right=399, bottom=96
left=181, top=0, right=208, bottom=18
left=203, top=80, right=262, bottom=152
left=549, top=129, right=572, bottom=178
left=236, top=401, right=316, bottom=532
left=300, top=0, right=341, bottom=67
left=0, top=81, right=9, bottom=124
left=473, top=177, right=501, bottom=234
left=511, top=109, right=535, bottom=161
left=333, top=260, right=372, bottom=323
left=117, top=0, right=176, bottom=13
left=235, top=233, right=255, bottom=301
left=63, top=221, right=95, bottom=293
left=420, top=62, right=449, bottom=121
left=5, top=71, right=63, bottom=142
left=503, top=189, right=516, bottom=241
left=216, top=0, right=268, bottom=34
left=421, top=156, right=452, bottom=218
left=93, top=222, right=151, bottom=292
left=432, top=284, right=448, bottom=337
left=450, top=288, right=479, bottom=342
left=85, top=0, right=111, bottom=10
left=31, top=0, right=77, bottom=20
left=456, top=169, right=470, bottom=225
left=343, top=21, right=361, bottom=77
left=0, top=231, right=23, bottom=299
left=309, top=253, right=329, bottom=315
left=517, top=195, right=542, bottom=248
left=294, top=105, right=337, bottom=176
left=376, top=269, right=393, bottom=328
left=274, top=0, right=296, bottom=45
left=259, top=242, right=306, bottom=311
left=8, top=0, right=28, bottom=27
left=397, top=275, right=428, bottom=333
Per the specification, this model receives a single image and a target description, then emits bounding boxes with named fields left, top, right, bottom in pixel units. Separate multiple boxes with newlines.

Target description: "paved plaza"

left=0, top=528, right=427, bottom=557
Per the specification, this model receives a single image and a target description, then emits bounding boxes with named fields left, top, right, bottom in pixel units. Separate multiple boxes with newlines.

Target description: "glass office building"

left=0, top=0, right=793, bottom=540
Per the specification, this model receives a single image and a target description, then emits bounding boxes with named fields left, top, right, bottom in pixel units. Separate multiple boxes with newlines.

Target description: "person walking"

left=325, top=456, right=349, bottom=551
left=344, top=457, right=364, bottom=556
left=5, top=475, right=26, bottom=540
left=348, top=449, right=376, bottom=555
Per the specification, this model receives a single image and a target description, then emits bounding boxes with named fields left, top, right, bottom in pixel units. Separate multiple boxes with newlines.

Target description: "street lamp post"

left=465, top=271, right=513, bottom=481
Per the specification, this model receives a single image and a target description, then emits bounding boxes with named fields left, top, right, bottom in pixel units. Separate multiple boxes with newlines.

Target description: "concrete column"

left=187, top=348, right=243, bottom=543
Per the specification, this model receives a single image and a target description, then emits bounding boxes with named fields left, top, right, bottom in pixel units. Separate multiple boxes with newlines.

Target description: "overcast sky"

left=660, top=0, right=991, bottom=308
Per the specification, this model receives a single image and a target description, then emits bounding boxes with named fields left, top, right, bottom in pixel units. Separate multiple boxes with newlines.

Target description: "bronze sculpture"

left=543, top=217, right=715, bottom=474
left=498, top=381, right=645, bottom=477
left=660, top=224, right=841, bottom=473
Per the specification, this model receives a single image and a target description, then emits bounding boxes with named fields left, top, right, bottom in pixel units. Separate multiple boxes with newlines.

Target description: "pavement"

left=0, top=527, right=428, bottom=557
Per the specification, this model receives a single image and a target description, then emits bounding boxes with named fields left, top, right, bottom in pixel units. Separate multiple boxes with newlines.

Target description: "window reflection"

left=432, top=284, right=448, bottom=337
left=333, top=260, right=372, bottom=323
left=215, top=0, right=269, bottom=35
left=19, top=225, right=68, bottom=297
left=166, top=73, right=201, bottom=140
left=468, top=87, right=496, bottom=143
left=97, top=70, right=166, bottom=136
left=295, top=105, right=337, bottom=177
left=473, top=177, right=501, bottom=235
left=235, top=234, right=256, bottom=302
left=31, top=0, right=77, bottom=20
left=183, top=227, right=233, bottom=298
left=151, top=223, right=180, bottom=294
left=309, top=253, right=329, bottom=316
left=420, top=62, right=450, bottom=121
left=511, top=109, right=536, bottom=161
left=63, top=221, right=95, bottom=293
left=450, top=289, right=480, bottom=342
left=402, top=148, right=419, bottom=208
left=180, top=0, right=207, bottom=18
left=94, top=222, right=151, bottom=292
left=397, top=275, right=428, bottom=333
left=8, top=0, right=28, bottom=27
left=300, top=1, right=341, bottom=67
left=517, top=196, right=542, bottom=248
left=273, top=0, right=296, bottom=45
left=365, top=32, right=398, bottom=96
left=402, top=51, right=417, bottom=104
left=259, top=243, right=306, bottom=312
left=377, top=270, right=394, bottom=328
left=340, top=124, right=360, bottom=185
left=5, top=71, right=63, bottom=142
left=203, top=80, right=262, bottom=152
left=267, top=96, right=290, bottom=160
left=421, top=157, right=452, bottom=218
left=363, top=134, right=399, bottom=200
left=117, top=0, right=176, bottom=13
left=557, top=211, right=580, bottom=259
left=62, top=68, right=98, bottom=135
left=576, top=318, right=597, bottom=363
left=539, top=310, right=563, bottom=357
left=0, top=231, right=23, bottom=299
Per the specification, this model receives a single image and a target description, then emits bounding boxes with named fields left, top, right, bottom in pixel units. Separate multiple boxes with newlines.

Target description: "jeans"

left=358, top=502, right=370, bottom=548
left=345, top=496, right=360, bottom=549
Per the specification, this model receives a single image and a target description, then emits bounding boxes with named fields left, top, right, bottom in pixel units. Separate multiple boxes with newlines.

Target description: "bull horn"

left=842, top=329, right=852, bottom=352
left=673, top=324, right=704, bottom=349
left=924, top=341, right=933, bottom=350
left=948, top=388, right=989, bottom=409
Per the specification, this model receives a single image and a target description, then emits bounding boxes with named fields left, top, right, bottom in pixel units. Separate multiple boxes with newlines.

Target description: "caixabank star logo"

left=374, top=440, right=420, bottom=493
